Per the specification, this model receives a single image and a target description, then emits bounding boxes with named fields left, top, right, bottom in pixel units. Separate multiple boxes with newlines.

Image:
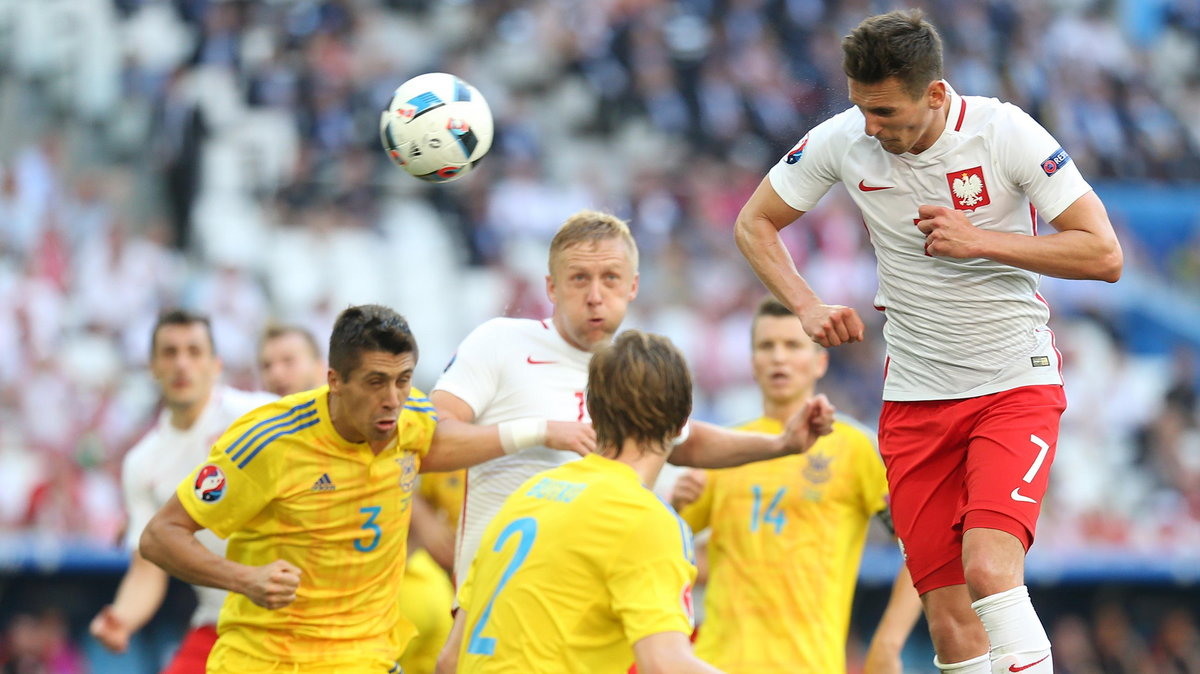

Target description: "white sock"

left=971, top=585, right=1053, bottom=673
left=934, top=653, right=991, bottom=673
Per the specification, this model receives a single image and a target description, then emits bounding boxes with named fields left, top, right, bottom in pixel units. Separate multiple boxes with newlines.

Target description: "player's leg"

left=922, top=585, right=988, bottom=671
left=961, top=385, right=1065, bottom=674
left=878, top=399, right=988, bottom=670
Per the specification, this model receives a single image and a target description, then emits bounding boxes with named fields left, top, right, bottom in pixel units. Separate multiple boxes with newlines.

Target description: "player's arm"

left=863, top=562, right=922, bottom=674
left=734, top=176, right=864, bottom=347
left=916, top=191, right=1122, bottom=281
left=409, top=494, right=455, bottom=571
left=434, top=610, right=467, bottom=674
left=421, top=390, right=595, bottom=472
left=669, top=395, right=835, bottom=468
left=88, top=551, right=169, bottom=653
left=633, top=632, right=725, bottom=674
left=140, top=494, right=301, bottom=610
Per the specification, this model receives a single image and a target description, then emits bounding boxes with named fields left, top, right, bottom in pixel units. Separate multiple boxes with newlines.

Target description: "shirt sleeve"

left=847, top=426, right=890, bottom=521
left=432, top=319, right=506, bottom=419
left=607, top=506, right=697, bottom=645
left=677, top=471, right=714, bottom=534
left=400, top=388, right=438, bottom=459
left=993, top=103, right=1092, bottom=222
left=767, top=112, right=847, bottom=212
left=120, top=449, right=158, bottom=550
left=174, top=412, right=279, bottom=539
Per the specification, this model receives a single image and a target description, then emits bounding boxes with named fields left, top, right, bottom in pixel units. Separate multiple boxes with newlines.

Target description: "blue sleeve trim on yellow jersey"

left=225, top=399, right=316, bottom=461
left=237, top=418, right=321, bottom=469
left=404, top=405, right=437, bottom=420
left=656, top=496, right=697, bottom=564
left=404, top=403, right=435, bottom=411
left=229, top=409, right=319, bottom=464
left=408, top=395, right=431, bottom=404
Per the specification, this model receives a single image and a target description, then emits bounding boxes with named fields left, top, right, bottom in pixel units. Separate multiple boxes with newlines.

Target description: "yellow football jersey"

left=177, top=386, right=436, bottom=670
left=681, top=416, right=888, bottom=674
left=398, top=548, right=454, bottom=674
left=418, top=469, right=465, bottom=530
left=457, top=454, right=696, bottom=674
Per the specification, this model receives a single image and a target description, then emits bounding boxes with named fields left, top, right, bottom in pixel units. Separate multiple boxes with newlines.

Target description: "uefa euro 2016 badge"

left=946, top=166, right=991, bottom=211
left=194, top=465, right=227, bottom=503
left=784, top=134, right=809, bottom=165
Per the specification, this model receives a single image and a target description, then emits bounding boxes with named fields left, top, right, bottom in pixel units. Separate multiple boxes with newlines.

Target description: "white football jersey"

left=769, top=82, right=1090, bottom=401
left=122, top=385, right=275, bottom=626
left=433, top=317, right=594, bottom=585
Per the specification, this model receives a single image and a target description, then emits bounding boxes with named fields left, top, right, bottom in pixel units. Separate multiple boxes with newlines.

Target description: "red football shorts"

left=879, top=385, right=1066, bottom=595
left=161, top=624, right=217, bottom=674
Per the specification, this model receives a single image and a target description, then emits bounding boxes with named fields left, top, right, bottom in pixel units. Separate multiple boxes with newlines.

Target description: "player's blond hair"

left=547, top=210, right=639, bottom=274
left=587, top=330, right=691, bottom=458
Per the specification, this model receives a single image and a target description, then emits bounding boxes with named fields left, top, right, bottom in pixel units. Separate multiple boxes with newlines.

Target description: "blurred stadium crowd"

left=1, top=0, right=1199, bottom=671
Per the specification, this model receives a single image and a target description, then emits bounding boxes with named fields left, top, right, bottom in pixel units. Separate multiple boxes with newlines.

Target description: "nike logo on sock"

left=1009, top=655, right=1050, bottom=672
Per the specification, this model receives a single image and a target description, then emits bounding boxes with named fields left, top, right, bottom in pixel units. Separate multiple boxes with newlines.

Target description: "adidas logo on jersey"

left=311, top=473, right=336, bottom=492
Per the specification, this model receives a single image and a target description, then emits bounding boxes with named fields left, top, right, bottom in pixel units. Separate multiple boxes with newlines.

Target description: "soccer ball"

left=379, top=73, right=494, bottom=183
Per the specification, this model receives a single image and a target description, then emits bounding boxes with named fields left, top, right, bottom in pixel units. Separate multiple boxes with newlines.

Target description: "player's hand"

left=799, top=304, right=864, bottom=347
left=242, top=560, right=302, bottom=610
left=669, top=470, right=707, bottom=510
left=89, top=605, right=131, bottom=653
left=863, top=638, right=904, bottom=674
left=780, top=394, right=836, bottom=455
left=544, top=421, right=596, bottom=456
left=916, top=204, right=986, bottom=259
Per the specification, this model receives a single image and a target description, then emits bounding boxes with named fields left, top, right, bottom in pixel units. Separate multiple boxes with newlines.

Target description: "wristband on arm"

left=498, top=418, right=549, bottom=454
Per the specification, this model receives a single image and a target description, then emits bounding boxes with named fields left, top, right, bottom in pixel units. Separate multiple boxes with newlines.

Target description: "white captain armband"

left=498, top=418, right=548, bottom=454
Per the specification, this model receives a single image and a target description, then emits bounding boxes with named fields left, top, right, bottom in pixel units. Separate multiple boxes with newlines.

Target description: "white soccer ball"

left=379, top=73, right=494, bottom=183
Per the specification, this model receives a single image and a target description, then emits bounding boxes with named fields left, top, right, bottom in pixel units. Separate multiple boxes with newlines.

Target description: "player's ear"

left=545, top=273, right=556, bottom=304
left=813, top=348, right=829, bottom=379
left=628, top=272, right=639, bottom=300
left=927, top=80, right=947, bottom=110
left=327, top=367, right=340, bottom=393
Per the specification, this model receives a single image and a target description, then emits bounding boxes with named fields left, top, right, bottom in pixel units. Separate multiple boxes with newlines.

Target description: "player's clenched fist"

left=669, top=470, right=707, bottom=511
left=780, top=394, right=836, bottom=455
left=242, top=560, right=302, bottom=610
left=545, top=420, right=596, bottom=456
left=915, top=204, right=983, bottom=259
left=799, top=304, right=864, bottom=347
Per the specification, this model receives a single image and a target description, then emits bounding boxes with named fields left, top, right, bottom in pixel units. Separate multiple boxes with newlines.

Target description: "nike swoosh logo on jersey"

left=858, top=180, right=894, bottom=192
left=1010, top=487, right=1037, bottom=504
left=1009, top=655, right=1050, bottom=671
left=526, top=356, right=557, bottom=365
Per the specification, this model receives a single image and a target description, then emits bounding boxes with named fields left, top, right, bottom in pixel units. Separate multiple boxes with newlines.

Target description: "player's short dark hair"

left=151, top=309, right=215, bottom=357
left=328, top=305, right=418, bottom=379
left=587, top=330, right=691, bottom=458
left=750, top=297, right=822, bottom=349
left=842, top=9, right=944, bottom=98
left=260, top=323, right=322, bottom=359
left=755, top=296, right=794, bottom=320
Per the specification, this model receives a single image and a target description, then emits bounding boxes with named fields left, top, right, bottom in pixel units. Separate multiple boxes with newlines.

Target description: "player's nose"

left=586, top=280, right=603, bottom=304
left=863, top=115, right=882, bottom=138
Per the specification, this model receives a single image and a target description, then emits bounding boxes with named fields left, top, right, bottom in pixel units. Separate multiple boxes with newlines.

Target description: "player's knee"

left=962, top=553, right=1021, bottom=599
